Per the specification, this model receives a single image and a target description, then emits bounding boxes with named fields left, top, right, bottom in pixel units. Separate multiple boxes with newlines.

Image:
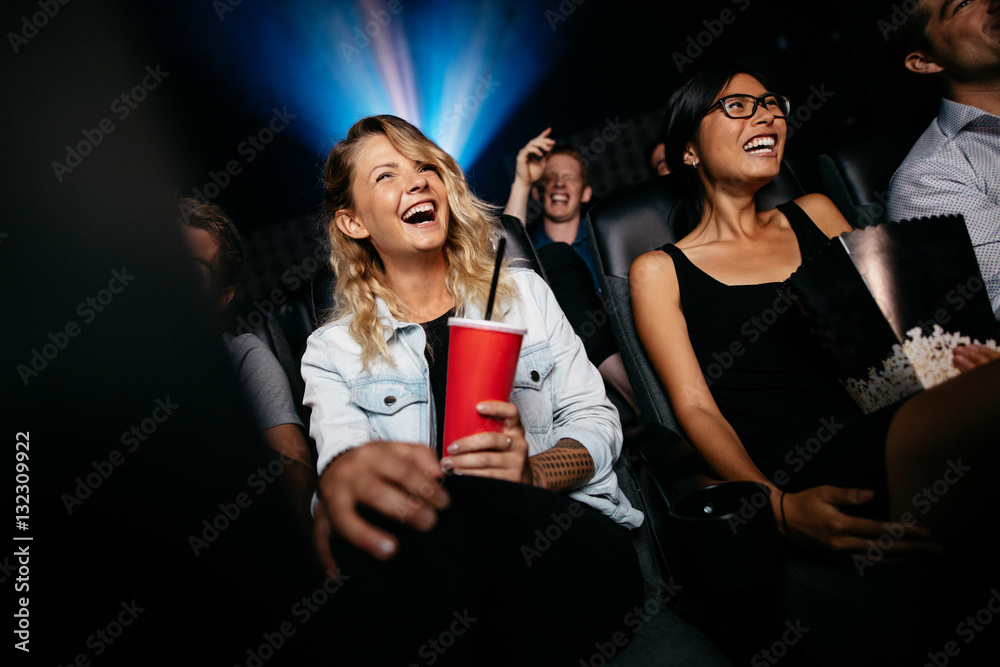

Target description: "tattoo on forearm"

left=529, top=440, right=594, bottom=492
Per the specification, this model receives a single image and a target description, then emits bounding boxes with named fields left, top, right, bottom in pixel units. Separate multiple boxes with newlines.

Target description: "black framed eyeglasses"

left=707, top=93, right=791, bottom=119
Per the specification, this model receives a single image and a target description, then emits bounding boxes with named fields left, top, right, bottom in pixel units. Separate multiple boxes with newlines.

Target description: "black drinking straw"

left=484, top=236, right=506, bottom=321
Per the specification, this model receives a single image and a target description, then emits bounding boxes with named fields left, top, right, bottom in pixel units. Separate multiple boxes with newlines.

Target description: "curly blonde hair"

left=321, top=115, right=516, bottom=369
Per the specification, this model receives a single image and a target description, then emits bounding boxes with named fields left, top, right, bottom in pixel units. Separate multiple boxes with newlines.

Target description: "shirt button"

left=384, top=396, right=397, bottom=406
left=530, top=370, right=540, bottom=382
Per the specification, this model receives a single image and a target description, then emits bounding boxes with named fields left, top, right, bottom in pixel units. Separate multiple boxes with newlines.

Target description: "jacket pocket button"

left=530, top=370, right=540, bottom=382
left=384, top=395, right=397, bottom=406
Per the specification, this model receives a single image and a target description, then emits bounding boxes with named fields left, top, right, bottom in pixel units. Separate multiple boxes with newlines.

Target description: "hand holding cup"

left=442, top=400, right=532, bottom=484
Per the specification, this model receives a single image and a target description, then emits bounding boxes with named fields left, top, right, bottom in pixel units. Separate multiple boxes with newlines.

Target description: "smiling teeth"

left=743, top=136, right=776, bottom=152
left=402, top=202, right=435, bottom=220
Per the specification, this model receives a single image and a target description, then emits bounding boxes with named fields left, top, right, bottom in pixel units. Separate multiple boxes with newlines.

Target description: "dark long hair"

left=661, top=63, right=768, bottom=236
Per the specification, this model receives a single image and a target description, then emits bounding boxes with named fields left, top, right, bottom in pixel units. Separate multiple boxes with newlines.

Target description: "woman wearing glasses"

left=631, top=66, right=1000, bottom=557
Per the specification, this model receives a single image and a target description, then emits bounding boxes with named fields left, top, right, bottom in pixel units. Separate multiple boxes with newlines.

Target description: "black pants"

left=536, top=243, right=618, bottom=367
left=299, top=475, right=644, bottom=667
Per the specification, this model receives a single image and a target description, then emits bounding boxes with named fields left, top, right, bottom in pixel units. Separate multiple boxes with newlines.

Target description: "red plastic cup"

left=442, top=317, right=526, bottom=455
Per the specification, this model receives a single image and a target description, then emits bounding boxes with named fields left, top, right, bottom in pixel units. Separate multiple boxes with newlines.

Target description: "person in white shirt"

left=886, top=0, right=1000, bottom=319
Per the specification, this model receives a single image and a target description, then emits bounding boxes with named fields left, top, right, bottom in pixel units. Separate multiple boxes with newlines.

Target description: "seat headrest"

left=589, top=176, right=688, bottom=280
left=823, top=122, right=927, bottom=206
left=309, top=259, right=336, bottom=327
left=818, top=120, right=929, bottom=227
left=498, top=213, right=547, bottom=280
left=590, top=169, right=805, bottom=281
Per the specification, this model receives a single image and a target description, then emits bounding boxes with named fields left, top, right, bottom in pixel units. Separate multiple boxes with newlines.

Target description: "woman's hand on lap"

left=778, top=485, right=942, bottom=560
left=443, top=401, right=533, bottom=485
left=314, top=441, right=450, bottom=574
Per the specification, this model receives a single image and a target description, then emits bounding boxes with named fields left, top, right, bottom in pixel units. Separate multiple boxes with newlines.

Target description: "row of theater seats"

left=241, top=118, right=999, bottom=664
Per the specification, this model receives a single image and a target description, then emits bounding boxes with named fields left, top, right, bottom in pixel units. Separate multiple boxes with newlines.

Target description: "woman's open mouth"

left=743, top=135, right=777, bottom=155
left=402, top=201, right=437, bottom=225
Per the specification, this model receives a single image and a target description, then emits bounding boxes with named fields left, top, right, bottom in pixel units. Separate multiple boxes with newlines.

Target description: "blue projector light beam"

left=183, top=0, right=556, bottom=170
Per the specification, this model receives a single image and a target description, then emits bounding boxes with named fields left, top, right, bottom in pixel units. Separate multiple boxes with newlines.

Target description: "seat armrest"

left=621, top=423, right=715, bottom=583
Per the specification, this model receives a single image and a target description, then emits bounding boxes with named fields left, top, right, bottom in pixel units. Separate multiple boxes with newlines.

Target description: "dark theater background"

left=3, top=0, right=978, bottom=665
left=213, top=0, right=925, bottom=318
left=146, top=0, right=931, bottom=312
left=4, top=0, right=934, bottom=316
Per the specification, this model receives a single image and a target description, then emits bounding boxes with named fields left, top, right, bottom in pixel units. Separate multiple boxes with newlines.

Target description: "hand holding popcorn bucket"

left=786, top=215, right=998, bottom=414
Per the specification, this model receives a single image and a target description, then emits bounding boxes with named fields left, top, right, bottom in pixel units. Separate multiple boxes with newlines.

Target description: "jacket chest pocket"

left=349, top=376, right=428, bottom=440
left=512, top=342, right=554, bottom=435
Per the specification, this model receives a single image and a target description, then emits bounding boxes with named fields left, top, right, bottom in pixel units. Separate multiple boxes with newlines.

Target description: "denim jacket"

left=301, top=268, right=643, bottom=528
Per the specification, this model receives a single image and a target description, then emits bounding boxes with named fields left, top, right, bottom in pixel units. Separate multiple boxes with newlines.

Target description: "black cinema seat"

left=818, top=120, right=929, bottom=228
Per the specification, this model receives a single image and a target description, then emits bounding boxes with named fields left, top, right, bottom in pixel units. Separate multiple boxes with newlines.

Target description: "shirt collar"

left=938, top=98, right=1000, bottom=137
left=533, top=219, right=588, bottom=246
left=375, top=296, right=415, bottom=341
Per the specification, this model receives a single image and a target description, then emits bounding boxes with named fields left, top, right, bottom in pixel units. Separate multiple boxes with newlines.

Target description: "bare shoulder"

left=631, top=248, right=677, bottom=288
left=630, top=249, right=681, bottom=307
left=794, top=193, right=852, bottom=239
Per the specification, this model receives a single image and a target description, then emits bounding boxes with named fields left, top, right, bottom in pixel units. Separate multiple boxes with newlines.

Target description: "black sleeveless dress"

left=661, top=201, right=898, bottom=516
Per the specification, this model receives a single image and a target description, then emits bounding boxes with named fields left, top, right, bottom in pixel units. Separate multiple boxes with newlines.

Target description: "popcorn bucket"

left=786, top=215, right=998, bottom=414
